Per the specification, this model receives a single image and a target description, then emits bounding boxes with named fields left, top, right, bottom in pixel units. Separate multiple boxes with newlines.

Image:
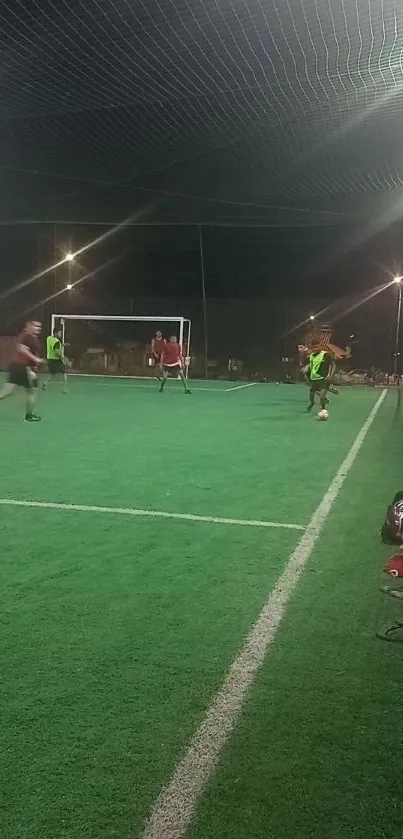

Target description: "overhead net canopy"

left=52, top=315, right=191, bottom=378
left=1, top=2, right=403, bottom=227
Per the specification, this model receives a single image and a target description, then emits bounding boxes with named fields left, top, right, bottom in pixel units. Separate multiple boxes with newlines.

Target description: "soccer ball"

left=317, top=409, right=329, bottom=421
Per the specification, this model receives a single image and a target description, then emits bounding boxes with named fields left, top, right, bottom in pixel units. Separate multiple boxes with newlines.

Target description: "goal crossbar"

left=51, top=315, right=189, bottom=322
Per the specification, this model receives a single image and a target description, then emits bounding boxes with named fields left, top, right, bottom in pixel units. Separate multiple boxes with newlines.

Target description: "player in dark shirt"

left=0, top=321, right=43, bottom=422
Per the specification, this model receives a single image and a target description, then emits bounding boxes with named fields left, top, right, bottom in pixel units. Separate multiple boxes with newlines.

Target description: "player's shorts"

left=309, top=379, right=328, bottom=394
left=47, top=358, right=65, bottom=375
left=163, top=363, right=182, bottom=374
left=8, top=363, right=38, bottom=389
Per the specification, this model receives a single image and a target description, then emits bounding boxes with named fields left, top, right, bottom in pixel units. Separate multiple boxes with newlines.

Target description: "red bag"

left=384, top=555, right=403, bottom=577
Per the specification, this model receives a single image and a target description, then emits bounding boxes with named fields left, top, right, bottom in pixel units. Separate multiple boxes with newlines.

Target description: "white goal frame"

left=51, top=314, right=192, bottom=378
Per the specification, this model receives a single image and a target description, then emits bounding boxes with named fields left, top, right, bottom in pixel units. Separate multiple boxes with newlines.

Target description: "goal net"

left=50, top=314, right=192, bottom=378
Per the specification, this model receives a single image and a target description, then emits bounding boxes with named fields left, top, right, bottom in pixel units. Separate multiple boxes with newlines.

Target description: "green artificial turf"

left=0, top=510, right=297, bottom=839
left=188, top=390, right=403, bottom=839
left=0, top=378, right=398, bottom=838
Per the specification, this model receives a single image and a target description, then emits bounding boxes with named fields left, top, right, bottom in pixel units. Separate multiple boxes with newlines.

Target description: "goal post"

left=50, top=314, right=192, bottom=378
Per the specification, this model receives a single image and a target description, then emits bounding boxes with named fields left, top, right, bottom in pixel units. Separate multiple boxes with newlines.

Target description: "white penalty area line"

left=142, top=388, right=387, bottom=839
left=0, top=498, right=304, bottom=531
left=69, top=374, right=259, bottom=393
left=95, top=383, right=229, bottom=392
left=225, top=382, right=258, bottom=391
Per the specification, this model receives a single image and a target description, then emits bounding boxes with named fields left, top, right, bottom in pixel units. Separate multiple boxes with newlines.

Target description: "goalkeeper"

left=304, top=347, right=336, bottom=412
left=42, top=328, right=68, bottom=392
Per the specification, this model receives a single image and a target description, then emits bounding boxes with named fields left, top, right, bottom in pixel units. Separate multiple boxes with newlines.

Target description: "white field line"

left=0, top=499, right=305, bottom=531
left=226, top=382, right=258, bottom=391
left=142, top=388, right=387, bottom=839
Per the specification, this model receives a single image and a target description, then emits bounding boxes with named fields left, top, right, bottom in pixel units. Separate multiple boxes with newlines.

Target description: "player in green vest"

left=42, top=328, right=68, bottom=392
left=305, top=347, right=335, bottom=412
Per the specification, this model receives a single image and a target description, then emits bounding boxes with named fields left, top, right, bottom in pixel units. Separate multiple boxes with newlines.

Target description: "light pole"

left=393, top=276, right=402, bottom=376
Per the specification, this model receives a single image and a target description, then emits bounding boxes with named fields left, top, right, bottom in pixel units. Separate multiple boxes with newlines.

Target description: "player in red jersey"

left=159, top=335, right=191, bottom=393
left=151, top=330, right=166, bottom=379
left=0, top=320, right=43, bottom=421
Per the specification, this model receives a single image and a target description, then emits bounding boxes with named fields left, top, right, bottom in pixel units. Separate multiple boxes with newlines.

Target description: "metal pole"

left=185, top=319, right=191, bottom=380
left=198, top=225, right=208, bottom=380
left=53, top=224, right=58, bottom=298
left=179, top=317, right=184, bottom=358
left=394, top=282, right=402, bottom=376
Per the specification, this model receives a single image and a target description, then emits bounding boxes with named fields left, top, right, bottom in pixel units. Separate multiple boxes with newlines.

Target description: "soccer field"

left=1, top=378, right=402, bottom=839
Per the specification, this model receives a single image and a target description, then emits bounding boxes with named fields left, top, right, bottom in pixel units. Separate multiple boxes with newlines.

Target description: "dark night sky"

left=1, top=0, right=403, bottom=365
left=1, top=220, right=403, bottom=301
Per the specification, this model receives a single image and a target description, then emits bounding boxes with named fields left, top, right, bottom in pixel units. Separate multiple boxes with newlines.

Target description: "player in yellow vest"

left=305, top=347, right=335, bottom=412
left=42, top=328, right=68, bottom=392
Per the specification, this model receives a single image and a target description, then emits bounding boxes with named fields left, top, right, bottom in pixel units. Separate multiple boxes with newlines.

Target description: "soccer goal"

left=50, top=314, right=192, bottom=378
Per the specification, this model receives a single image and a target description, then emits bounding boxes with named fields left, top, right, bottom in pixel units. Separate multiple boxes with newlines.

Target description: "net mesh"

left=1, top=1, right=403, bottom=226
